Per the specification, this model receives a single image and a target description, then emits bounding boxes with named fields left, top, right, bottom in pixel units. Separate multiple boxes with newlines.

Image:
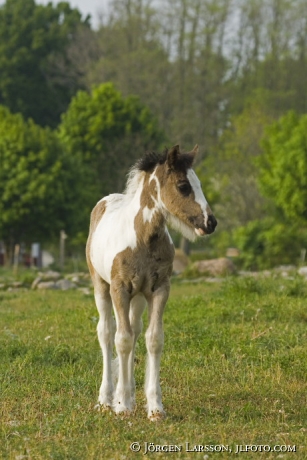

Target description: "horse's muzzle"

left=193, top=214, right=217, bottom=236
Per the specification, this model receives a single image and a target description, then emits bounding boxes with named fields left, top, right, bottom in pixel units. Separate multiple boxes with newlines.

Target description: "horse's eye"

left=177, top=182, right=192, bottom=196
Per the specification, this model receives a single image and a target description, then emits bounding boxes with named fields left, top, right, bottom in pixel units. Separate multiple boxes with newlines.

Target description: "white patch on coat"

left=125, top=168, right=145, bottom=197
left=90, top=176, right=144, bottom=284
left=166, top=213, right=198, bottom=241
left=149, top=168, right=161, bottom=203
left=165, top=226, right=173, bottom=245
left=143, top=205, right=156, bottom=223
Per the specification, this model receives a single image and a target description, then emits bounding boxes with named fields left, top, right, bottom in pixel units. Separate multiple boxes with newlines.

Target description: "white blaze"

left=187, top=169, right=209, bottom=229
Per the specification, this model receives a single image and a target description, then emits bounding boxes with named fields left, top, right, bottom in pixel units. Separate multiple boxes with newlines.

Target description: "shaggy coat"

left=86, top=144, right=217, bottom=420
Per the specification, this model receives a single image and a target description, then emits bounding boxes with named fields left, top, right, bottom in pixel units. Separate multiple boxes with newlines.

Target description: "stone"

left=298, top=266, right=307, bottom=277
left=173, top=249, right=190, bottom=274
left=275, top=265, right=296, bottom=273
left=31, top=277, right=42, bottom=289
left=7, top=287, right=28, bottom=292
left=66, top=272, right=91, bottom=286
left=12, top=281, right=24, bottom=288
left=78, top=287, right=91, bottom=295
left=71, top=276, right=80, bottom=284
left=55, top=279, right=76, bottom=290
left=36, top=281, right=58, bottom=290
left=37, top=270, right=61, bottom=281
left=192, top=257, right=236, bottom=276
left=238, top=271, right=258, bottom=277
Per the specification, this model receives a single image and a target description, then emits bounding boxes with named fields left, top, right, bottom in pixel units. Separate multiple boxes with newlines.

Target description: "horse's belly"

left=90, top=236, right=115, bottom=284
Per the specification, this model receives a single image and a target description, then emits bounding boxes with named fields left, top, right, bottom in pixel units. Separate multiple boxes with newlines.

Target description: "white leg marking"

left=95, top=292, right=115, bottom=409
left=129, top=294, right=146, bottom=405
left=113, top=329, right=134, bottom=414
left=145, top=286, right=169, bottom=421
left=145, top=325, right=165, bottom=420
left=110, top=284, right=135, bottom=415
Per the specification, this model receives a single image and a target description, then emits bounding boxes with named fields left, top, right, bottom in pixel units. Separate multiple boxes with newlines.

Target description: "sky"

left=0, top=0, right=108, bottom=28
left=37, top=0, right=109, bottom=28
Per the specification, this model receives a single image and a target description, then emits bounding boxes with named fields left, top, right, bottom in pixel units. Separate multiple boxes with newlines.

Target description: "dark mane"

left=134, top=148, right=194, bottom=173
left=134, top=150, right=168, bottom=172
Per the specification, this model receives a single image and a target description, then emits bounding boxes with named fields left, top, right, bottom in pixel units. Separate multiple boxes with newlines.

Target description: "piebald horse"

left=86, top=144, right=217, bottom=421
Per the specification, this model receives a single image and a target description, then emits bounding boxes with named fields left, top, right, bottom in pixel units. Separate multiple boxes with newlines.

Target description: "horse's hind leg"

left=92, top=272, right=115, bottom=409
left=129, top=294, right=146, bottom=406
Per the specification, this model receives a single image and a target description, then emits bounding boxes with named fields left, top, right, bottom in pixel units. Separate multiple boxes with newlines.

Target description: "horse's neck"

left=131, top=173, right=166, bottom=244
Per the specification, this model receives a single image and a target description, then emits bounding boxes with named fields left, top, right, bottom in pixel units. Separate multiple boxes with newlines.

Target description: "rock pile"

left=1, top=263, right=307, bottom=292
left=191, top=257, right=236, bottom=276
left=0, top=271, right=92, bottom=294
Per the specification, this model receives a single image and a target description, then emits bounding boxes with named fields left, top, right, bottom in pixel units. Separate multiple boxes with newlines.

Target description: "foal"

left=86, top=144, right=217, bottom=421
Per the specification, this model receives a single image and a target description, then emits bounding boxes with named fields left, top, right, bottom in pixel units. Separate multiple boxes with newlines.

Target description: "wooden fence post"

left=13, top=244, right=20, bottom=275
left=60, top=230, right=67, bottom=271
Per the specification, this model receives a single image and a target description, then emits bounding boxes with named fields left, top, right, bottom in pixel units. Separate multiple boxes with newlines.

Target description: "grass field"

left=1, top=275, right=307, bottom=459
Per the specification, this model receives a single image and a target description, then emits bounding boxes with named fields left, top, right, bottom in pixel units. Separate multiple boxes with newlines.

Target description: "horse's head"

left=157, top=144, right=217, bottom=241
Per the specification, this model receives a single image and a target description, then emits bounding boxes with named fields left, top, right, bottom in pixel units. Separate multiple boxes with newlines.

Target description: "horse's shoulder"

left=90, top=199, right=107, bottom=232
left=90, top=193, right=127, bottom=235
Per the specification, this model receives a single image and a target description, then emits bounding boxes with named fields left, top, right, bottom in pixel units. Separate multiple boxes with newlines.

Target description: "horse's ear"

left=167, top=144, right=180, bottom=169
left=189, top=144, right=199, bottom=163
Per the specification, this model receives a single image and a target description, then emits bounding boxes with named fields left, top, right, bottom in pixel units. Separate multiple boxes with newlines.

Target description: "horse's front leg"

left=110, top=282, right=134, bottom=415
left=145, top=282, right=170, bottom=421
left=91, top=273, right=115, bottom=410
left=129, top=294, right=146, bottom=406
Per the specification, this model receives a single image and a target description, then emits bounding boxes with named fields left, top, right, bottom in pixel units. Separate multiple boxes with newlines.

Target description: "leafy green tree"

left=232, top=218, right=307, bottom=270
left=0, top=0, right=90, bottom=127
left=258, top=111, right=307, bottom=223
left=59, top=82, right=164, bottom=202
left=0, top=106, right=85, bottom=247
left=231, top=0, right=307, bottom=117
left=199, top=99, right=272, bottom=234
left=227, top=111, right=307, bottom=269
left=76, top=0, right=231, bottom=156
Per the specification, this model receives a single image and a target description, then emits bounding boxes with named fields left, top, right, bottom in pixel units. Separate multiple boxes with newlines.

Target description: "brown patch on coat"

left=111, top=233, right=174, bottom=299
left=110, top=150, right=205, bottom=301
left=111, top=172, right=174, bottom=298
left=133, top=173, right=161, bottom=244
left=86, top=200, right=107, bottom=279
left=155, top=159, right=204, bottom=231
left=139, top=174, right=157, bottom=210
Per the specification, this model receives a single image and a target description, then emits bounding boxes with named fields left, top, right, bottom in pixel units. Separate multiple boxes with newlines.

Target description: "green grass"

left=1, top=276, right=307, bottom=459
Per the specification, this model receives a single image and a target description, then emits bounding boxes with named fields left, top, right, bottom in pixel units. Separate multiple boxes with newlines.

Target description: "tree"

left=231, top=0, right=307, bottom=117
left=0, top=0, right=90, bottom=127
left=199, top=98, right=272, bottom=234
left=59, top=82, right=165, bottom=203
left=84, top=0, right=173, bottom=135
left=0, top=106, right=85, bottom=247
left=258, top=111, right=307, bottom=223
left=232, top=217, right=307, bottom=270
left=75, top=0, right=232, bottom=157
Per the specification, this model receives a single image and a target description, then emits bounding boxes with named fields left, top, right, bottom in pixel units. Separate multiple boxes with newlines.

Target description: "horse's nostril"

left=208, top=214, right=217, bottom=230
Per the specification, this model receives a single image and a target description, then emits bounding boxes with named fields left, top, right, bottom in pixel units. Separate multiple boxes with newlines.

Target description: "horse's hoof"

left=148, top=410, right=166, bottom=422
left=113, top=400, right=134, bottom=417
left=114, top=407, right=134, bottom=419
left=95, top=403, right=112, bottom=412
